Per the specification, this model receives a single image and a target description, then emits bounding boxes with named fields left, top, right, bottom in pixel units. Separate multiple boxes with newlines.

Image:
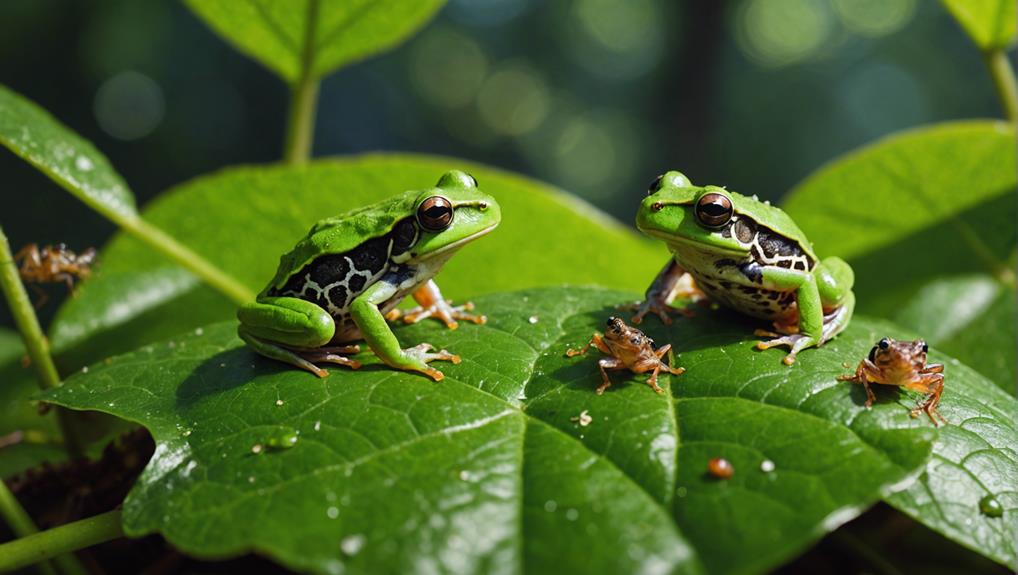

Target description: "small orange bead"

left=707, top=457, right=734, bottom=479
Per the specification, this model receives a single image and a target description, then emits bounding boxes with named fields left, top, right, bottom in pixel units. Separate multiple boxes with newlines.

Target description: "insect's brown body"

left=15, top=243, right=96, bottom=307
left=567, top=317, right=684, bottom=395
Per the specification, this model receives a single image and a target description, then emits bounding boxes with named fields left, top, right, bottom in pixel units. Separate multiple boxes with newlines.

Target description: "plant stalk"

left=283, top=0, right=321, bottom=165
left=0, top=509, right=123, bottom=574
left=984, top=49, right=1018, bottom=124
left=0, top=482, right=88, bottom=575
left=119, top=217, right=254, bottom=305
left=0, top=226, right=83, bottom=458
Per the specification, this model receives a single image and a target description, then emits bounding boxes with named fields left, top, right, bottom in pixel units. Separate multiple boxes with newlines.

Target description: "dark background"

left=0, top=0, right=1008, bottom=328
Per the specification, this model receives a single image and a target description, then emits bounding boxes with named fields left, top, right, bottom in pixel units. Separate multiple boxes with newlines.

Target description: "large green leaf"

left=0, top=84, right=136, bottom=220
left=42, top=287, right=976, bottom=574
left=48, top=155, right=665, bottom=369
left=941, top=0, right=1016, bottom=50
left=783, top=121, right=1017, bottom=389
left=184, top=0, right=446, bottom=84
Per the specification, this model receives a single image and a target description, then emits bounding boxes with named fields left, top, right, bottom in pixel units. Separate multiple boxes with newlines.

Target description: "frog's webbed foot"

left=619, top=297, right=690, bottom=326
left=398, top=299, right=486, bottom=330
left=754, top=331, right=818, bottom=365
left=398, top=343, right=461, bottom=381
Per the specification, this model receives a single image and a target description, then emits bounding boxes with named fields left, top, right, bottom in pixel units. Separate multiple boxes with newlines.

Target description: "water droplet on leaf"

left=979, top=495, right=1003, bottom=517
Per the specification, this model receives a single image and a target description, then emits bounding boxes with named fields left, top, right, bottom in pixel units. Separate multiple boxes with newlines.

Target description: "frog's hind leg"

left=238, top=331, right=330, bottom=378
left=237, top=296, right=351, bottom=378
left=905, top=372, right=947, bottom=426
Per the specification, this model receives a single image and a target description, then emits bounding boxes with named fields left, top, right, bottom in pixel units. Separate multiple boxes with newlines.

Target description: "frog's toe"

left=620, top=300, right=674, bottom=326
left=756, top=333, right=815, bottom=365
left=402, top=300, right=485, bottom=329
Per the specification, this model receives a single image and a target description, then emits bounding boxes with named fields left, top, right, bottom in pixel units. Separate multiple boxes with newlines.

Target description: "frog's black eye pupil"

left=878, top=338, right=890, bottom=350
left=417, top=196, right=454, bottom=231
left=921, top=343, right=928, bottom=353
left=469, top=174, right=478, bottom=187
left=647, top=174, right=664, bottom=195
left=695, top=193, right=734, bottom=228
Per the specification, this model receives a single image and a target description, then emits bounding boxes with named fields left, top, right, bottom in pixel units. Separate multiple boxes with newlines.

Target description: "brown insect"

left=838, top=337, right=946, bottom=426
left=15, top=243, right=96, bottom=308
left=566, top=316, right=684, bottom=395
left=707, top=457, right=734, bottom=479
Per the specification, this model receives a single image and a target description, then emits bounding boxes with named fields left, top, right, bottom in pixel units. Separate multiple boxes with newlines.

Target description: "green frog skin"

left=631, top=171, right=855, bottom=365
left=237, top=170, right=500, bottom=380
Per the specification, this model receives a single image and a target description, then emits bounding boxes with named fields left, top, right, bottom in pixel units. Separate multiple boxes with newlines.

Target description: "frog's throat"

left=641, top=228, right=749, bottom=258
left=399, top=223, right=499, bottom=264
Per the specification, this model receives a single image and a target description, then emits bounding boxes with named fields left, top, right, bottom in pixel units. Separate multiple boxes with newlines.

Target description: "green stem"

left=0, top=227, right=83, bottom=458
left=0, top=482, right=88, bottom=575
left=984, top=49, right=1018, bottom=124
left=120, top=217, right=254, bottom=305
left=0, top=509, right=123, bottom=574
left=0, top=482, right=58, bottom=575
left=283, top=0, right=321, bottom=164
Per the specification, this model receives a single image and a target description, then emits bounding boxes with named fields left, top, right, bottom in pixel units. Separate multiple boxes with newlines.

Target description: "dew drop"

left=528, top=316, right=539, bottom=324
left=75, top=156, right=93, bottom=171
left=314, top=420, right=322, bottom=432
left=266, top=428, right=299, bottom=450
left=341, top=534, right=365, bottom=556
left=979, top=495, right=1003, bottom=518
left=760, top=459, right=775, bottom=473
left=251, top=444, right=264, bottom=454
left=275, top=399, right=285, bottom=406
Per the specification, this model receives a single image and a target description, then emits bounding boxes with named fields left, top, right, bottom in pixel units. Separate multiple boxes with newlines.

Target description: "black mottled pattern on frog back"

left=269, top=217, right=419, bottom=317
left=720, top=214, right=813, bottom=271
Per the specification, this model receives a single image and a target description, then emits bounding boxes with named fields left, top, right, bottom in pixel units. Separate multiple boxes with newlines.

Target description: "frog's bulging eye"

left=921, top=342, right=928, bottom=353
left=647, top=174, right=664, bottom=195
left=418, top=196, right=454, bottom=231
left=468, top=174, right=478, bottom=187
left=695, top=193, right=734, bottom=228
left=878, top=338, right=890, bottom=350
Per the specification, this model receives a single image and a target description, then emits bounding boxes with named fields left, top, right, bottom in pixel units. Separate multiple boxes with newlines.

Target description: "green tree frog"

left=630, top=171, right=855, bottom=364
left=237, top=170, right=500, bottom=380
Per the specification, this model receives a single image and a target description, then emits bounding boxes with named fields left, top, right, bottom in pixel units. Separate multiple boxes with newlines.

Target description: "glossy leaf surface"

left=0, top=84, right=136, bottom=220
left=41, top=287, right=990, bottom=575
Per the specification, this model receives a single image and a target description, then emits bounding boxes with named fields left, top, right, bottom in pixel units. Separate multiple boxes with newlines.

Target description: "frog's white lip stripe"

left=408, top=223, right=498, bottom=262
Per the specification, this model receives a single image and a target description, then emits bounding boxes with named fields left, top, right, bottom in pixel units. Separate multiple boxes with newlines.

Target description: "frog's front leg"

left=752, top=267, right=824, bottom=365
left=237, top=297, right=362, bottom=378
left=623, top=259, right=702, bottom=325
left=394, top=279, right=486, bottom=329
left=351, top=280, right=460, bottom=381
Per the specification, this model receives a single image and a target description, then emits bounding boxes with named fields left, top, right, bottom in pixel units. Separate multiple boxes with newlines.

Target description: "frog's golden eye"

left=647, top=174, right=664, bottom=195
left=695, top=193, right=733, bottom=228
left=418, top=196, right=454, bottom=231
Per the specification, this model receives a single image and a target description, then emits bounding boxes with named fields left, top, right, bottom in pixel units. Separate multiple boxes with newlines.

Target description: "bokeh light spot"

left=832, top=0, right=916, bottom=38
left=477, top=63, right=549, bottom=136
left=93, top=70, right=165, bottom=141
left=411, top=28, right=489, bottom=110
left=736, top=0, right=834, bottom=67
left=566, top=0, right=664, bottom=80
